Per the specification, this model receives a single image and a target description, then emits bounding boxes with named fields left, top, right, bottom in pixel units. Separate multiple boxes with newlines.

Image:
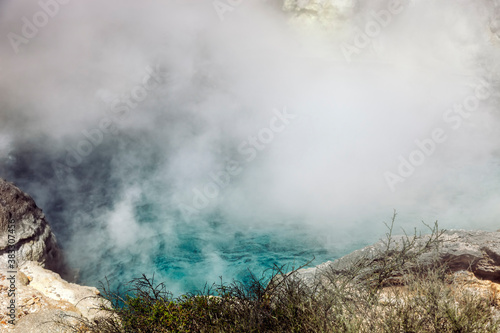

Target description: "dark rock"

left=0, top=178, right=66, bottom=275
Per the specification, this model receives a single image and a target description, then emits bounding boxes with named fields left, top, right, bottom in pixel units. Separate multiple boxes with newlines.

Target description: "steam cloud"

left=1, top=0, right=499, bottom=293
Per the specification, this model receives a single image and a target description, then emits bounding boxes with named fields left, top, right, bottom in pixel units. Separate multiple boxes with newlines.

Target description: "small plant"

left=366, top=210, right=445, bottom=290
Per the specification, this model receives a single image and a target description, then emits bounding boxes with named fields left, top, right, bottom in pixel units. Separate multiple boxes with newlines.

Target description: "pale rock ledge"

left=0, top=178, right=110, bottom=332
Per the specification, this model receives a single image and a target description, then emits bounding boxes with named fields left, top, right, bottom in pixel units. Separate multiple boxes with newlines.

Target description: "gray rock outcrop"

left=0, top=178, right=65, bottom=274
left=296, top=229, right=500, bottom=287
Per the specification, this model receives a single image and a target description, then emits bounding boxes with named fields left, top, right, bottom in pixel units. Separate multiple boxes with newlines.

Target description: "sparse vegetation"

left=60, top=212, right=500, bottom=332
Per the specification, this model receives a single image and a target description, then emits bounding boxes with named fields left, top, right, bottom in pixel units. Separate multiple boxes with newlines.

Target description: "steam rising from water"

left=1, top=0, right=499, bottom=294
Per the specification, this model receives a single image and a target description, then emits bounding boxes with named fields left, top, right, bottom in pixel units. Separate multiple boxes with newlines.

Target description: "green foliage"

left=59, top=212, right=500, bottom=332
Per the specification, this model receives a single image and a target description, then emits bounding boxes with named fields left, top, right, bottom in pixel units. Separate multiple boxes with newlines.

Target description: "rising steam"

left=1, top=0, right=499, bottom=294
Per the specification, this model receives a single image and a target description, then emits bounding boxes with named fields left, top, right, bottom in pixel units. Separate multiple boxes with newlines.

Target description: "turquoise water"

left=75, top=209, right=368, bottom=296
left=2, top=136, right=374, bottom=297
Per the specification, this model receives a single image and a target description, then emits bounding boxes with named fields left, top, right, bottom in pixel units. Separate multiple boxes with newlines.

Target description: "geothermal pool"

left=1, top=0, right=499, bottom=295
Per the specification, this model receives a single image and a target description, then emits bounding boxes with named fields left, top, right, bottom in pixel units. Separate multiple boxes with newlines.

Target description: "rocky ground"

left=296, top=229, right=500, bottom=285
left=295, top=228, right=500, bottom=323
left=0, top=178, right=108, bottom=332
left=0, top=262, right=109, bottom=332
